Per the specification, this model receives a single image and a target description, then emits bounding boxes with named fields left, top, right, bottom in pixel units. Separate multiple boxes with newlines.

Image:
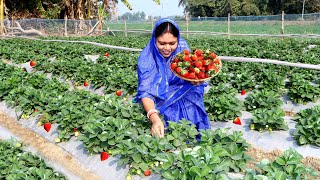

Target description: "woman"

left=135, top=18, right=210, bottom=138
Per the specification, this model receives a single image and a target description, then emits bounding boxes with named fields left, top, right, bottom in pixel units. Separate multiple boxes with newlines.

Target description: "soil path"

left=0, top=112, right=100, bottom=180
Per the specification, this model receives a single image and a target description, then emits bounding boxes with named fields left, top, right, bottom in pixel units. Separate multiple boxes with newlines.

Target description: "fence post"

left=124, top=19, right=127, bottom=37
left=0, top=0, right=4, bottom=35
left=64, top=15, right=68, bottom=36
left=228, top=13, right=230, bottom=39
left=186, top=12, right=189, bottom=38
left=281, top=11, right=285, bottom=34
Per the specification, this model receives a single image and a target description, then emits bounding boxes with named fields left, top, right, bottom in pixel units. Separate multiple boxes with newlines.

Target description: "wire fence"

left=1, top=13, right=320, bottom=37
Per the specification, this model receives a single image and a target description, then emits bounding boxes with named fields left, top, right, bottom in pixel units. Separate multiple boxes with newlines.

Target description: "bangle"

left=147, top=109, right=158, bottom=119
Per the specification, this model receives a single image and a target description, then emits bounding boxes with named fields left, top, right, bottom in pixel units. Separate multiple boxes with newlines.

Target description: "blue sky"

left=117, top=0, right=185, bottom=17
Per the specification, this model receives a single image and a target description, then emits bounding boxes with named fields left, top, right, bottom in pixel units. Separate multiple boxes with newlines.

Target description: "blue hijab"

left=135, top=18, right=192, bottom=108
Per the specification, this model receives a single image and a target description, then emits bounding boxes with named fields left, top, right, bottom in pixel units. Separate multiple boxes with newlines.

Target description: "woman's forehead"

left=156, top=33, right=178, bottom=42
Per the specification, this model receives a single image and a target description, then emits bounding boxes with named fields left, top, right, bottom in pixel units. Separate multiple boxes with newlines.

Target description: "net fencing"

left=2, top=13, right=320, bottom=37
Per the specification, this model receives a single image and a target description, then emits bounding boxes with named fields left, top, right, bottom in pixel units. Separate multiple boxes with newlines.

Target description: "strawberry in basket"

left=170, top=49, right=222, bottom=82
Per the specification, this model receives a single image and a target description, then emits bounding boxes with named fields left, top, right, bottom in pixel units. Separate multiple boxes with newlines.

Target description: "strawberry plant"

left=255, top=69, right=286, bottom=93
left=286, top=74, right=320, bottom=104
left=230, top=70, right=257, bottom=92
left=250, top=108, right=288, bottom=132
left=293, top=105, right=320, bottom=147
left=204, top=89, right=243, bottom=121
left=244, top=89, right=283, bottom=111
left=0, top=139, right=66, bottom=179
left=244, top=148, right=318, bottom=179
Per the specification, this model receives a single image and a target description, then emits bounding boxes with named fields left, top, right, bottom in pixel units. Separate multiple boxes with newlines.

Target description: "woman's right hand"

left=150, top=114, right=164, bottom=138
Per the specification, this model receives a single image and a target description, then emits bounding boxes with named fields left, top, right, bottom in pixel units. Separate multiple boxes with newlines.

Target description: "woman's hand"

left=150, top=114, right=164, bottom=138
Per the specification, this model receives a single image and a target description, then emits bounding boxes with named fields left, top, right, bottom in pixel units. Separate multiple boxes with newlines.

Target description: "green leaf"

left=274, top=170, right=287, bottom=180
left=189, top=166, right=201, bottom=177
left=162, top=171, right=176, bottom=180
left=200, top=166, right=211, bottom=177
left=275, top=157, right=286, bottom=166
left=132, top=154, right=141, bottom=163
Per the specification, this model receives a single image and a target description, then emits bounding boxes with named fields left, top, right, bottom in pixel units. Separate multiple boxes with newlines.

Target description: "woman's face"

left=156, top=33, right=178, bottom=58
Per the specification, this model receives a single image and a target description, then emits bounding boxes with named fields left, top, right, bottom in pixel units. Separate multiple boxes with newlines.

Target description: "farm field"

left=0, top=35, right=320, bottom=179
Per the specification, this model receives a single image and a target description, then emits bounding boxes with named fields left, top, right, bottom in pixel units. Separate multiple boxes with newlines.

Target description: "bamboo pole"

left=124, top=19, right=127, bottom=37
left=0, top=0, right=4, bottom=35
left=281, top=11, right=285, bottom=34
left=228, top=13, right=230, bottom=39
left=186, top=12, right=189, bottom=38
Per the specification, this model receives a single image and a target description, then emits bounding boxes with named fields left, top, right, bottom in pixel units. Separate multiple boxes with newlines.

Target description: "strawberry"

left=34, top=109, right=39, bottom=112
left=210, top=52, right=217, bottom=59
left=101, top=151, right=109, bottom=161
left=188, top=72, right=196, bottom=79
left=175, top=67, right=182, bottom=74
left=233, top=117, right=242, bottom=125
left=213, top=58, right=221, bottom=65
left=181, top=70, right=189, bottom=78
left=116, top=90, right=122, bottom=96
left=170, top=63, right=177, bottom=70
left=195, top=49, right=203, bottom=57
left=183, top=61, right=191, bottom=68
left=183, top=55, right=191, bottom=61
left=194, top=61, right=202, bottom=68
left=183, top=49, right=190, bottom=55
left=144, top=170, right=151, bottom=176
left=194, top=67, right=201, bottom=74
left=29, top=60, right=36, bottom=67
left=198, top=56, right=204, bottom=60
left=83, top=81, right=89, bottom=87
left=198, top=72, right=206, bottom=79
left=191, top=55, right=198, bottom=61
left=73, top=128, right=78, bottom=132
left=104, top=52, right=109, bottom=57
left=173, top=58, right=179, bottom=63
left=241, top=89, right=246, bottom=95
left=44, top=123, right=51, bottom=132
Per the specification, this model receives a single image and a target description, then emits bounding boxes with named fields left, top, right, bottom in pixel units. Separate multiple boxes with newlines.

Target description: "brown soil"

left=246, top=145, right=320, bottom=178
left=0, top=112, right=100, bottom=180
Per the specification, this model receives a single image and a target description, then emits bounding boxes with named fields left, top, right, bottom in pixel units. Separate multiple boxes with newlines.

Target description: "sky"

left=117, top=0, right=185, bottom=17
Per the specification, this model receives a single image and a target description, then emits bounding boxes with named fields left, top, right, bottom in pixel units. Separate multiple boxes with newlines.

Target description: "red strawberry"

left=181, top=70, right=189, bottom=78
left=183, top=50, right=190, bottom=55
left=233, top=117, right=242, bottom=125
left=116, top=90, right=122, bottom=96
left=83, top=81, right=89, bottom=87
left=44, top=123, right=51, bottom=132
left=195, top=49, right=203, bottom=57
left=144, top=170, right=151, bottom=176
left=30, top=60, right=36, bottom=67
left=241, top=89, right=246, bottom=95
left=73, top=128, right=78, bottom=132
left=104, top=53, right=109, bottom=57
left=213, top=58, right=221, bottom=65
left=191, top=55, right=198, bottom=61
left=34, top=109, right=39, bottom=112
left=194, top=61, right=202, bottom=68
left=101, top=151, right=109, bottom=161
left=188, top=72, right=196, bottom=79
left=210, top=53, right=217, bottom=59
left=175, top=67, right=182, bottom=74
left=170, top=63, right=177, bottom=70
left=183, top=55, right=191, bottom=61
left=198, top=72, right=206, bottom=79
left=173, top=58, right=179, bottom=63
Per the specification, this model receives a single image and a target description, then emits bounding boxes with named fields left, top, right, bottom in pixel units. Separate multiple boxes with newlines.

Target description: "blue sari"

left=135, top=18, right=210, bottom=131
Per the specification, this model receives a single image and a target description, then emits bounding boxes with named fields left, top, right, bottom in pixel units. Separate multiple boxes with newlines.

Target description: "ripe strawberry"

left=175, top=67, right=182, bottom=74
left=233, top=117, right=242, bottom=125
left=73, top=128, right=78, bottom=132
left=29, top=60, right=36, bottom=67
left=194, top=61, right=202, bottom=68
left=101, top=151, right=109, bottom=161
left=83, top=81, right=89, bottom=87
left=198, top=72, right=206, bottom=79
left=183, top=55, right=191, bottom=61
left=173, top=58, right=179, bottom=63
left=104, top=52, right=109, bottom=57
left=198, top=56, right=204, bottom=60
left=116, top=90, right=122, bottom=96
left=210, top=52, right=217, bottom=59
left=188, top=72, right=196, bottom=79
left=183, top=49, right=190, bottom=55
left=144, top=170, right=151, bottom=176
left=213, top=58, right=221, bottom=65
left=34, top=109, right=39, bottom=112
left=181, top=70, right=189, bottom=78
left=241, top=89, right=246, bottom=95
left=195, top=49, right=203, bottom=57
left=191, top=55, right=198, bottom=61
left=170, top=63, right=177, bottom=70
left=44, top=123, right=51, bottom=132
